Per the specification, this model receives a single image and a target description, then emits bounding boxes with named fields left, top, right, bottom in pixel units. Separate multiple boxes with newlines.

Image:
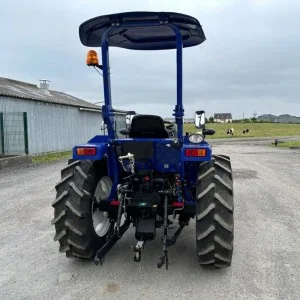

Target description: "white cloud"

left=250, top=0, right=276, bottom=6
left=0, top=0, right=299, bottom=118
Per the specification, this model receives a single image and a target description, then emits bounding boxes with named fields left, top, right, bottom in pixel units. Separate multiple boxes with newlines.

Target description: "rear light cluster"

left=76, top=147, right=97, bottom=156
left=111, top=200, right=120, bottom=206
left=172, top=202, right=184, bottom=208
left=185, top=148, right=206, bottom=157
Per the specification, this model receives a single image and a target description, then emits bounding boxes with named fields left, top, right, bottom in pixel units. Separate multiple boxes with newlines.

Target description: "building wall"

left=213, top=118, right=232, bottom=123
left=274, top=115, right=300, bottom=124
left=0, top=96, right=126, bottom=154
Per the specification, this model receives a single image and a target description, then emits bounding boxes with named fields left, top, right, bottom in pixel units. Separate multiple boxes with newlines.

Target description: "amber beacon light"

left=86, top=50, right=99, bottom=66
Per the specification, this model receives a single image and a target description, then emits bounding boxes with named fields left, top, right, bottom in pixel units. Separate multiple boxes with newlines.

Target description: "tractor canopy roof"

left=79, top=11, right=206, bottom=50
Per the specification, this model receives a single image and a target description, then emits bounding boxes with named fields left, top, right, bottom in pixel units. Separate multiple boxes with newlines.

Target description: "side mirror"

left=119, top=128, right=129, bottom=136
left=125, top=111, right=136, bottom=128
left=101, top=121, right=107, bottom=131
left=195, top=110, right=206, bottom=129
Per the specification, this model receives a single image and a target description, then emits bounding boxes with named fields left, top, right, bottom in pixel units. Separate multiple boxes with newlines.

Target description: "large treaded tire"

left=196, top=154, right=234, bottom=268
left=51, top=159, right=113, bottom=260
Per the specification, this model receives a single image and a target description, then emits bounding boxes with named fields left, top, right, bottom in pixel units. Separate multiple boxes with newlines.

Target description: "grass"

left=184, top=123, right=300, bottom=139
left=32, top=150, right=72, bottom=164
left=276, top=140, right=300, bottom=148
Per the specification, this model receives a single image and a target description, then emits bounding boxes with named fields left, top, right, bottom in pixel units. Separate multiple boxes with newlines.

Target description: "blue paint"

left=73, top=143, right=108, bottom=161
left=74, top=12, right=209, bottom=202
left=73, top=136, right=211, bottom=200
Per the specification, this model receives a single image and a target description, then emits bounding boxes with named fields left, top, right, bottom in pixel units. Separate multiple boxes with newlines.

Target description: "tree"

left=209, top=116, right=214, bottom=123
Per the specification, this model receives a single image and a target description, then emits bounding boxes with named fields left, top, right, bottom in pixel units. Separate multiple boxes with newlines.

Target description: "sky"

left=1, top=0, right=300, bottom=119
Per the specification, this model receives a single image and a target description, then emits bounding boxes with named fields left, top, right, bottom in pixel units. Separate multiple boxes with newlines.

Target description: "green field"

left=277, top=140, right=300, bottom=148
left=184, top=123, right=300, bottom=139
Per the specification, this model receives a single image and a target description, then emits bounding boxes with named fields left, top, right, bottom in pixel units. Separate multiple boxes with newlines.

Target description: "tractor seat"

left=128, top=114, right=169, bottom=138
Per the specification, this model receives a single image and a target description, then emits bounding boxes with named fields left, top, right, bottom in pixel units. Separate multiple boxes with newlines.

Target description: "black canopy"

left=79, top=11, right=206, bottom=50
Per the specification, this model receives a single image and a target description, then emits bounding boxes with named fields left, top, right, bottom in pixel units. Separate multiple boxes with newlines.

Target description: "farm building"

left=213, top=113, right=232, bottom=123
left=258, top=114, right=300, bottom=123
left=164, top=117, right=194, bottom=124
left=0, top=77, right=128, bottom=156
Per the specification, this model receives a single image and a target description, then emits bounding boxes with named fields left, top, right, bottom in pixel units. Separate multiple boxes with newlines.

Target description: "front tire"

left=51, top=159, right=114, bottom=259
left=196, top=154, right=234, bottom=268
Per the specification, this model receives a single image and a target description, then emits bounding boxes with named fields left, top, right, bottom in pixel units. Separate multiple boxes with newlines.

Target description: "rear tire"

left=196, top=154, right=234, bottom=268
left=51, top=159, right=114, bottom=259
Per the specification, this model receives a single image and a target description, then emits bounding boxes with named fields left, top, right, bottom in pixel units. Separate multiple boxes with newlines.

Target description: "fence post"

left=0, top=113, right=4, bottom=154
left=23, top=112, right=29, bottom=155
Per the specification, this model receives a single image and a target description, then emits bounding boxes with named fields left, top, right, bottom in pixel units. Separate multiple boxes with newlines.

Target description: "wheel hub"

left=92, top=176, right=112, bottom=237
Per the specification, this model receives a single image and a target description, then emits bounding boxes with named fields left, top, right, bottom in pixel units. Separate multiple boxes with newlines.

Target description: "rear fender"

left=181, top=143, right=212, bottom=204
left=72, top=143, right=109, bottom=161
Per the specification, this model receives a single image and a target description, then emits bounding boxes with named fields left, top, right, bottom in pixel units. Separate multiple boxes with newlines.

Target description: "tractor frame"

left=52, top=11, right=234, bottom=270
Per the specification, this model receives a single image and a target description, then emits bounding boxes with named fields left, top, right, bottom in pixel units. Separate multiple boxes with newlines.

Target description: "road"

left=0, top=142, right=300, bottom=300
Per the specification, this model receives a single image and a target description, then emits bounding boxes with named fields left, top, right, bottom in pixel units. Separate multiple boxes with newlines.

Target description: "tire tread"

left=196, top=154, right=234, bottom=268
left=52, top=159, right=110, bottom=260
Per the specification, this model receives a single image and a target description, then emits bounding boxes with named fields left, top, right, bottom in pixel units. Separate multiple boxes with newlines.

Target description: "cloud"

left=0, top=0, right=299, bottom=118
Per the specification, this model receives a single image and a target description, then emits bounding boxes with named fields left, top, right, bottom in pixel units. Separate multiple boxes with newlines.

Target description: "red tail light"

left=76, top=147, right=97, bottom=156
left=185, top=148, right=207, bottom=157
left=111, top=200, right=120, bottom=206
left=172, top=202, right=184, bottom=208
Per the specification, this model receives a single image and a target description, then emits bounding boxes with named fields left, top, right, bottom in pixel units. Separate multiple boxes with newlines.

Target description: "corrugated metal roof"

left=214, top=113, right=232, bottom=119
left=0, top=77, right=127, bottom=113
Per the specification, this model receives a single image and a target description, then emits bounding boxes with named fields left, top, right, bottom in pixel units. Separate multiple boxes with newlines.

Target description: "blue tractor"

left=52, top=11, right=234, bottom=269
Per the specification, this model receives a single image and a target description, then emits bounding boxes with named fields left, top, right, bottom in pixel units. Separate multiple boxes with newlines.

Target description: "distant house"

left=214, top=113, right=232, bottom=123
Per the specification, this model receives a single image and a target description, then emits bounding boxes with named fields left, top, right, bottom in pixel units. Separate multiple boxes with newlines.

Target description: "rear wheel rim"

left=92, top=176, right=112, bottom=237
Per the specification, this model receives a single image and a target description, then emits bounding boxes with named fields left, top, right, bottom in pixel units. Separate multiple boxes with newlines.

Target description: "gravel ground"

left=0, top=143, right=299, bottom=300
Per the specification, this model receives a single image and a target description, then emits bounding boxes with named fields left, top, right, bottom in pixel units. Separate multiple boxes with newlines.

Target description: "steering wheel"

left=164, top=120, right=177, bottom=137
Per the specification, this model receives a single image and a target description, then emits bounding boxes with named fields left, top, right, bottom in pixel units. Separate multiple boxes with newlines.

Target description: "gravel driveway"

left=0, top=143, right=299, bottom=300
